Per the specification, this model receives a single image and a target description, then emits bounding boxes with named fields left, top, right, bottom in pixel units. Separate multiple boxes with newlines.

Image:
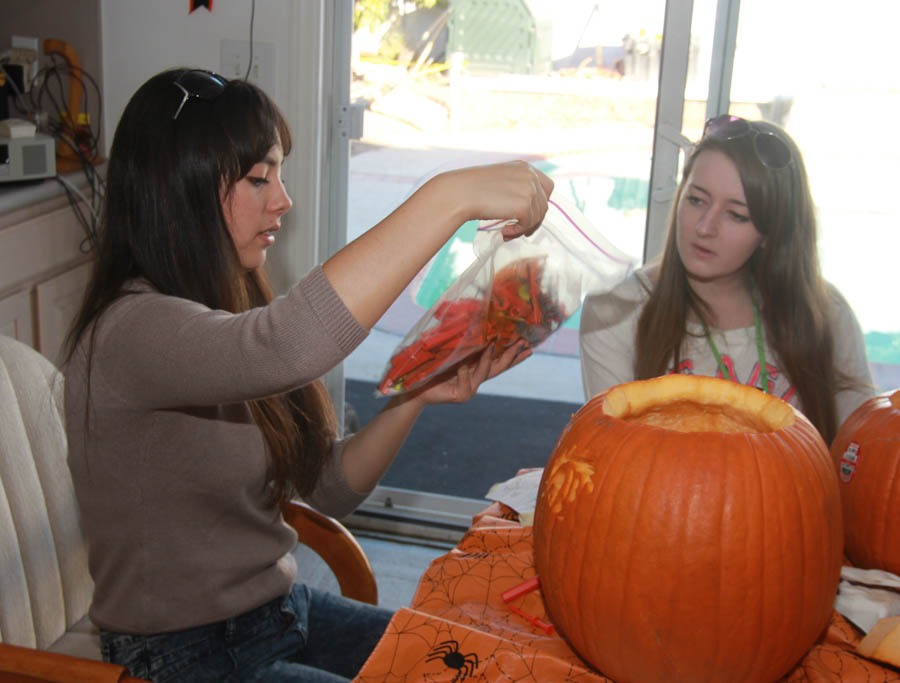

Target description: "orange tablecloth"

left=355, top=503, right=900, bottom=682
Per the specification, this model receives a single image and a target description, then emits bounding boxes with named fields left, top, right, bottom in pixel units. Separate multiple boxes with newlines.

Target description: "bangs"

left=216, top=80, right=292, bottom=184
left=688, top=135, right=771, bottom=235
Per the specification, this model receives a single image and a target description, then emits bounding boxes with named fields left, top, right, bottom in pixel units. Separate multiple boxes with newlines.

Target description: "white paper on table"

left=834, top=566, right=900, bottom=633
left=484, top=469, right=544, bottom=526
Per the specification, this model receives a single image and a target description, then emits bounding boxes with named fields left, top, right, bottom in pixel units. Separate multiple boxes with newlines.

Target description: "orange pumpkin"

left=533, top=374, right=843, bottom=683
left=830, top=390, right=900, bottom=574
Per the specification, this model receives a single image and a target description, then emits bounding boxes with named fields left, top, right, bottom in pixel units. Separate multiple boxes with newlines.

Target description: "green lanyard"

left=699, top=289, right=770, bottom=394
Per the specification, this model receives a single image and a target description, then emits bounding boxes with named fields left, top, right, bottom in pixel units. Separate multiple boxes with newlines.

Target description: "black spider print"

left=426, top=639, right=480, bottom=682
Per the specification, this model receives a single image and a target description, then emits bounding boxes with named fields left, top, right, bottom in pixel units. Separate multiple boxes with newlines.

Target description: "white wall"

left=100, top=1, right=290, bottom=153
left=99, top=0, right=337, bottom=292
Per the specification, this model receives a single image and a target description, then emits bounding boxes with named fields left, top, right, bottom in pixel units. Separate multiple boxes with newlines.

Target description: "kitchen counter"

left=0, top=165, right=104, bottom=215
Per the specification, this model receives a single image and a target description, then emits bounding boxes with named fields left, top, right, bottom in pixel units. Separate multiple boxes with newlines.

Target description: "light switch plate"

left=219, top=39, right=276, bottom=96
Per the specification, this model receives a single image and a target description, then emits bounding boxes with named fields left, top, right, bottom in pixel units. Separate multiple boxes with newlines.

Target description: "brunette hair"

left=65, top=68, right=335, bottom=503
left=636, top=120, right=854, bottom=443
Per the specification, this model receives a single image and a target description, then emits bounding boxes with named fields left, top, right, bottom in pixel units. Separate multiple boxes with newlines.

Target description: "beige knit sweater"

left=64, top=266, right=369, bottom=634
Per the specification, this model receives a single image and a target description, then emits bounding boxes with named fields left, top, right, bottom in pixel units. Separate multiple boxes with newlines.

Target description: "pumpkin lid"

left=602, top=374, right=795, bottom=434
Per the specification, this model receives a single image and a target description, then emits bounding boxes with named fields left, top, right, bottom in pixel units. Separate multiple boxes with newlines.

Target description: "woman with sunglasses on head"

left=62, top=68, right=552, bottom=682
left=579, top=115, right=874, bottom=444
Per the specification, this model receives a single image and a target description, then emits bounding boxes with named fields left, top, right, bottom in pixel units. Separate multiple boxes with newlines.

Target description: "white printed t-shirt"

left=579, top=267, right=875, bottom=429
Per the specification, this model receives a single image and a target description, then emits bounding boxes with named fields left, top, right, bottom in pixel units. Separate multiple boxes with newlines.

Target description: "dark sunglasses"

left=172, top=70, right=227, bottom=120
left=702, top=114, right=792, bottom=169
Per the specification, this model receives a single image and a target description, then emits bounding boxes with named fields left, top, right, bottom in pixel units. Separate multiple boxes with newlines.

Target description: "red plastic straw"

left=501, top=576, right=540, bottom=603
left=502, top=576, right=553, bottom=634
left=508, top=604, right=555, bottom=635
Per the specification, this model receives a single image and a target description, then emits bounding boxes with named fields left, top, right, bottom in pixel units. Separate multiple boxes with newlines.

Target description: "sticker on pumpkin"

left=839, top=441, right=861, bottom=483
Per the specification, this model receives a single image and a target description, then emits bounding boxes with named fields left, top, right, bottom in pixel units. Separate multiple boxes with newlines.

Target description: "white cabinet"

left=0, top=289, right=33, bottom=346
left=35, top=262, right=93, bottom=367
left=0, top=193, right=93, bottom=366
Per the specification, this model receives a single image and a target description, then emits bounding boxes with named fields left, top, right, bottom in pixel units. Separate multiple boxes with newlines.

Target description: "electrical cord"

left=30, top=54, right=104, bottom=160
left=53, top=147, right=103, bottom=253
left=244, top=0, right=256, bottom=81
left=6, top=53, right=106, bottom=253
left=55, top=174, right=98, bottom=253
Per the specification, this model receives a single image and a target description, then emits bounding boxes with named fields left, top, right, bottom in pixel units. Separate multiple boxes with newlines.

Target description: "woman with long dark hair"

left=63, top=68, right=553, bottom=682
left=579, top=116, right=873, bottom=444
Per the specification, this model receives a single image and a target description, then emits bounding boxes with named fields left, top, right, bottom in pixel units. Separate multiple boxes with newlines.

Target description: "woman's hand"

left=439, top=161, right=555, bottom=240
left=405, top=341, right=534, bottom=407
left=339, top=341, right=532, bottom=494
left=324, top=160, right=553, bottom=331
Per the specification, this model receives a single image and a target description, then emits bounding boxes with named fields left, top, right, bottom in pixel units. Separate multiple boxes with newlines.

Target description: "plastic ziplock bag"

left=375, top=193, right=637, bottom=396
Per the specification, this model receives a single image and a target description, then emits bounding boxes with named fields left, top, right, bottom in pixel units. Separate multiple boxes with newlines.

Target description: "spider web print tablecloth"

left=353, top=503, right=900, bottom=682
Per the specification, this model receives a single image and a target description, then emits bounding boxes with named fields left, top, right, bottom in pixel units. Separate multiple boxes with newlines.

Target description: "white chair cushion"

left=47, top=614, right=101, bottom=661
left=0, top=335, right=93, bottom=652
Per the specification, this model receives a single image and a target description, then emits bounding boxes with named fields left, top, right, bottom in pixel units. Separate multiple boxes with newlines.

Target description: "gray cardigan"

left=64, top=266, right=369, bottom=634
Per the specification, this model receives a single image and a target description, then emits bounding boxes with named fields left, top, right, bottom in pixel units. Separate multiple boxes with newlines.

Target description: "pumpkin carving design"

left=533, top=374, right=843, bottom=683
left=830, top=389, right=900, bottom=575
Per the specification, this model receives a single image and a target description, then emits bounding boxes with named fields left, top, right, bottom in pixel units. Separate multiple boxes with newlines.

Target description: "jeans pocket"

left=278, top=585, right=310, bottom=646
left=101, top=631, right=150, bottom=680
left=225, top=589, right=311, bottom=678
left=102, top=626, right=228, bottom=683
left=146, top=628, right=223, bottom=681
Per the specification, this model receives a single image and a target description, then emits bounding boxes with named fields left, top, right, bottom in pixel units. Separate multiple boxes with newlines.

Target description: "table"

left=354, top=502, right=900, bottom=682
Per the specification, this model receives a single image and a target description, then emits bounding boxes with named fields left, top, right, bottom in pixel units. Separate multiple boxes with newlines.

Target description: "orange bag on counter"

left=376, top=194, right=636, bottom=395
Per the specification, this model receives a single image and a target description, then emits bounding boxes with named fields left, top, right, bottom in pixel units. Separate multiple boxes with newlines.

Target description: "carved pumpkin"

left=533, top=374, right=843, bottom=683
left=830, top=390, right=900, bottom=574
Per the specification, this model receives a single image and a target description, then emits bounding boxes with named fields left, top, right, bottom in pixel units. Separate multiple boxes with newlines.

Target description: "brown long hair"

left=64, top=69, right=335, bottom=504
left=636, top=121, right=854, bottom=443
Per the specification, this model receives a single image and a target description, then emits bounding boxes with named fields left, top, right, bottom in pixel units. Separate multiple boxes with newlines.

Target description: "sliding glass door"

left=331, top=0, right=898, bottom=540
left=338, top=0, right=669, bottom=538
left=729, top=0, right=900, bottom=391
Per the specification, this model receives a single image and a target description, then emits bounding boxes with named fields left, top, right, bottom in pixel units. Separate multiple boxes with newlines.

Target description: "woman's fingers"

left=500, top=164, right=554, bottom=240
left=504, top=165, right=553, bottom=239
left=471, top=344, right=496, bottom=385
left=467, top=341, right=533, bottom=390
left=452, top=351, right=489, bottom=402
left=487, top=341, right=532, bottom=378
left=436, top=347, right=498, bottom=404
left=453, top=161, right=553, bottom=238
left=413, top=340, right=534, bottom=406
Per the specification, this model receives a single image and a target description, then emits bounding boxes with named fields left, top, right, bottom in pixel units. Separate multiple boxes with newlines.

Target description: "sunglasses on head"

left=702, top=114, right=792, bottom=169
left=172, top=70, right=227, bottom=121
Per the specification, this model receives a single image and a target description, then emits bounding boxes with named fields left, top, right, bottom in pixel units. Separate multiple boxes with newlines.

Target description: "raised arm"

left=323, top=161, right=553, bottom=330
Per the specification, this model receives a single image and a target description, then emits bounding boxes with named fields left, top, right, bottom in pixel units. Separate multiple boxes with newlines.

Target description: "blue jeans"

left=100, top=584, right=394, bottom=682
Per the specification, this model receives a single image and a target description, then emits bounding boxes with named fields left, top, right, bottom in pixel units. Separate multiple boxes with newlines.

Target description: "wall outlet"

left=219, top=39, right=275, bottom=96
